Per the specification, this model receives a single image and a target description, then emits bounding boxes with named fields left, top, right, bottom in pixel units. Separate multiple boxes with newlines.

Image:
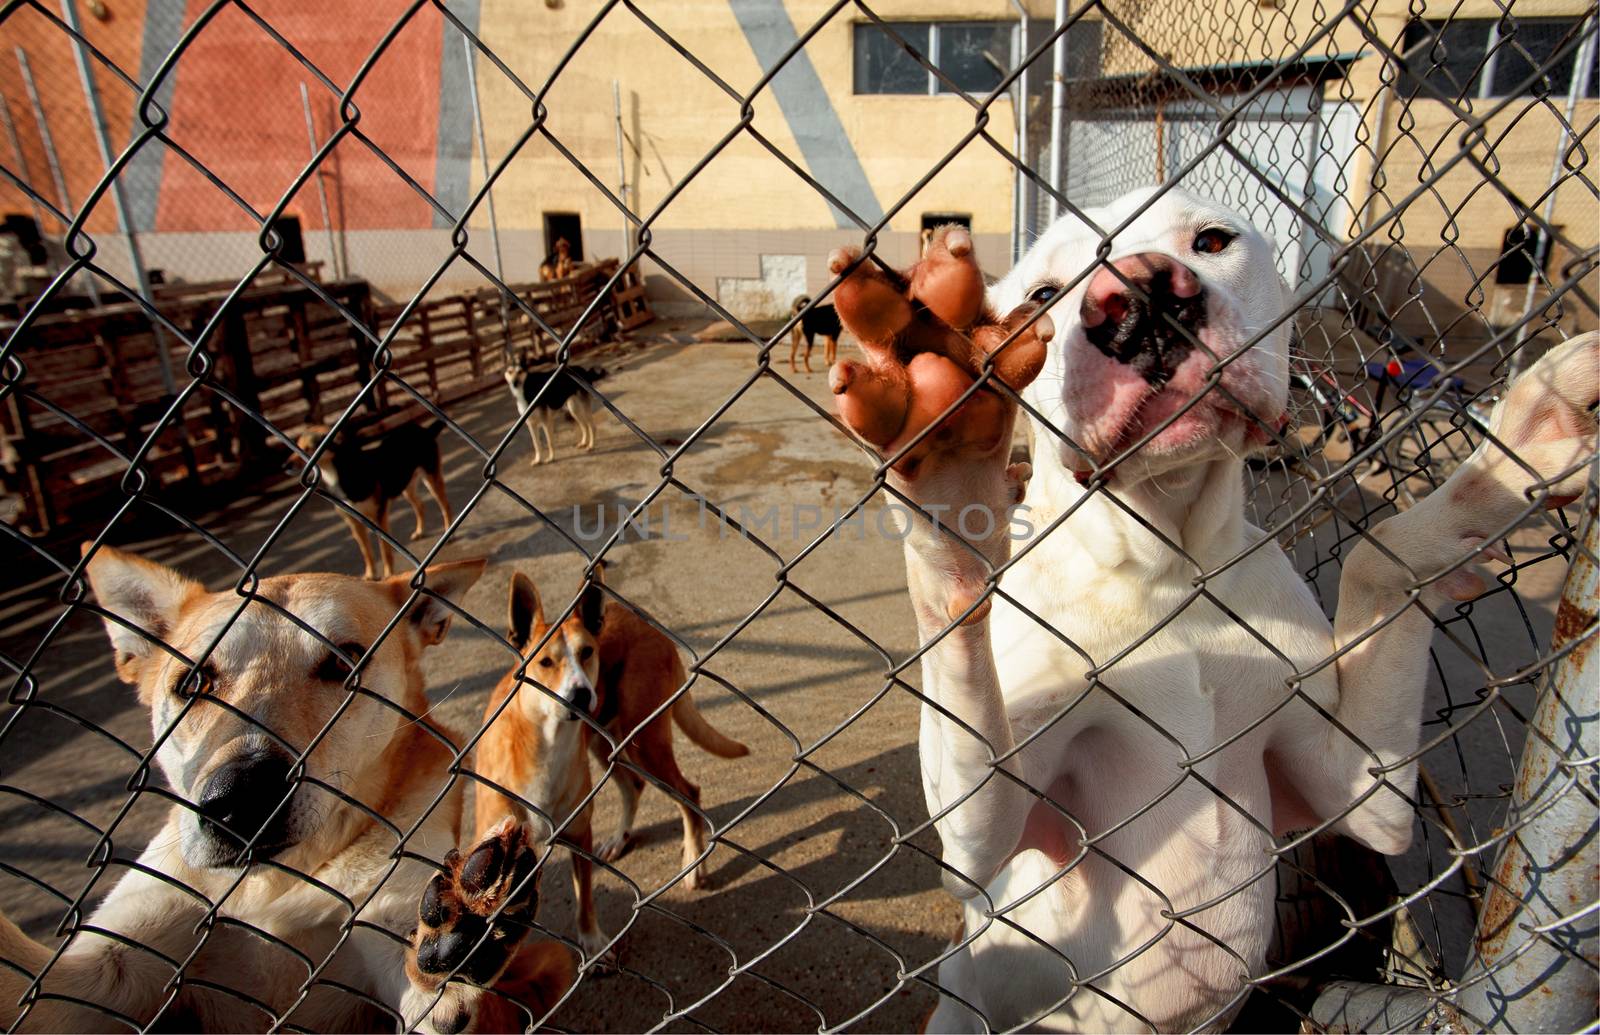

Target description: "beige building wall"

left=467, top=0, right=1037, bottom=313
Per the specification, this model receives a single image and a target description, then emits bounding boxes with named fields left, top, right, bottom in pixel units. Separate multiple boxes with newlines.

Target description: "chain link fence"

left=1, top=0, right=1596, bottom=1031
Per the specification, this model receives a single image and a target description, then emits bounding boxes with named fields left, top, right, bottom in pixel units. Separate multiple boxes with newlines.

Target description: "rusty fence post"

left=1313, top=496, right=1599, bottom=1032
left=1456, top=496, right=1599, bottom=1030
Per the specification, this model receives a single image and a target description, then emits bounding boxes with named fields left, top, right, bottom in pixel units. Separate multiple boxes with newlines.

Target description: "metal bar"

left=59, top=1, right=176, bottom=393
left=1509, top=20, right=1597, bottom=376
left=0, top=90, right=51, bottom=235
left=465, top=38, right=507, bottom=336
left=1457, top=493, right=1599, bottom=1032
left=299, top=82, right=341, bottom=282
left=17, top=46, right=101, bottom=308
left=612, top=78, right=629, bottom=255
left=1048, top=0, right=1066, bottom=223
left=1007, top=0, right=1026, bottom=263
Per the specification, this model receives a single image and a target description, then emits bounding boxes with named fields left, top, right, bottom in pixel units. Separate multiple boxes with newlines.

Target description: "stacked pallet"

left=0, top=259, right=639, bottom=535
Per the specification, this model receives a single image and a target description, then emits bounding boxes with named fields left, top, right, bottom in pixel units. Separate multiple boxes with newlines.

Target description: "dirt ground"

left=0, top=332, right=1576, bottom=1031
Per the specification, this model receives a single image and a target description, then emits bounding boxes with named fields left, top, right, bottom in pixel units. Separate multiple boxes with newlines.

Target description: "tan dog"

left=0, top=547, right=572, bottom=1033
left=473, top=568, right=749, bottom=961
left=539, top=238, right=574, bottom=282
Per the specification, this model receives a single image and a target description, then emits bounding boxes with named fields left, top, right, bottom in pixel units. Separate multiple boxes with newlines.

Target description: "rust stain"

left=1475, top=850, right=1525, bottom=956
left=1550, top=593, right=1597, bottom=669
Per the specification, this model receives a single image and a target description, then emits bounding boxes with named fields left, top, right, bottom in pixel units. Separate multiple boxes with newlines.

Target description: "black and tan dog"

left=473, top=567, right=749, bottom=961
left=296, top=420, right=454, bottom=580
left=0, top=547, right=572, bottom=1033
left=788, top=295, right=841, bottom=374
left=504, top=361, right=607, bottom=466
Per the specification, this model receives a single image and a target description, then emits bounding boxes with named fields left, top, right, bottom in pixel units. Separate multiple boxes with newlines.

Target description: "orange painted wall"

left=0, top=0, right=450, bottom=237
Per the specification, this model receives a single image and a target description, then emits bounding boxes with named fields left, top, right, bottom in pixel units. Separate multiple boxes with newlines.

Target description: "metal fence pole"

left=1456, top=495, right=1599, bottom=1031
left=299, top=83, right=342, bottom=282
left=17, top=46, right=101, bottom=308
left=466, top=38, right=507, bottom=335
left=1047, top=0, right=1066, bottom=223
left=59, top=0, right=175, bottom=394
left=0, top=91, right=50, bottom=237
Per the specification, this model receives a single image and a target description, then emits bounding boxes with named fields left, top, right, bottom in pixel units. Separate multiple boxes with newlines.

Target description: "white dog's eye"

left=1027, top=283, right=1060, bottom=305
left=1193, top=228, right=1237, bottom=254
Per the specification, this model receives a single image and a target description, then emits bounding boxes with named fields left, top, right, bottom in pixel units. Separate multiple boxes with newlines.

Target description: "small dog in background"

left=504, top=361, right=608, bottom=465
left=540, top=238, right=575, bottom=281
left=788, top=295, right=841, bottom=374
left=295, top=420, right=453, bottom=579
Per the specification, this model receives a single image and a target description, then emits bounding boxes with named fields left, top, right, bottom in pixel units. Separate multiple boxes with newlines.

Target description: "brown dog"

left=472, top=567, right=749, bottom=961
left=0, top=547, right=571, bottom=1033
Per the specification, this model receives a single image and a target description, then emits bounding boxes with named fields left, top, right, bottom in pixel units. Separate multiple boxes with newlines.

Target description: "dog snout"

left=562, top=683, right=594, bottom=721
left=196, top=748, right=297, bottom=857
left=1080, top=253, right=1207, bottom=385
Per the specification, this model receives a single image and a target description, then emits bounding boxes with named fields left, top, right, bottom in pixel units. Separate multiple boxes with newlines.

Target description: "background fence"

left=0, top=0, right=1595, bottom=1032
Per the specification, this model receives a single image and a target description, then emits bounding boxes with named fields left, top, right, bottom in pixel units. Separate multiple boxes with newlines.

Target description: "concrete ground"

left=0, top=331, right=1576, bottom=1031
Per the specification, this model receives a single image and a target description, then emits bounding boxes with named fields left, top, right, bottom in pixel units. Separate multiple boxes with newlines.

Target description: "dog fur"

left=825, top=188, right=1599, bottom=1030
left=296, top=420, right=454, bottom=580
left=788, top=295, right=842, bottom=374
left=503, top=362, right=607, bottom=466
left=0, top=547, right=576, bottom=1033
left=472, top=567, right=749, bottom=961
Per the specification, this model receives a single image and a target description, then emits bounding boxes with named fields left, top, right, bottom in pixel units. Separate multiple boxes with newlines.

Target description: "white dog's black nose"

left=1080, top=253, right=1207, bottom=384
left=197, top=749, right=296, bottom=857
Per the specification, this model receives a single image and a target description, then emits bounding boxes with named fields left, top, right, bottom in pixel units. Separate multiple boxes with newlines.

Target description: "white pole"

left=1048, top=0, right=1067, bottom=223
left=299, top=83, right=341, bottom=281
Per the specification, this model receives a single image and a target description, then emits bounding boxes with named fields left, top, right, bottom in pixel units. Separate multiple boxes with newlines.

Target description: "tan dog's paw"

left=407, top=818, right=541, bottom=998
left=596, top=831, right=636, bottom=864
left=827, top=226, right=1051, bottom=478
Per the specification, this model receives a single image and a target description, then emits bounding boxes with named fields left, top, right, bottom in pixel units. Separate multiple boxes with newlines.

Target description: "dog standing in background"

left=504, top=361, right=608, bottom=465
left=788, top=295, right=841, bottom=374
left=296, top=420, right=453, bottom=580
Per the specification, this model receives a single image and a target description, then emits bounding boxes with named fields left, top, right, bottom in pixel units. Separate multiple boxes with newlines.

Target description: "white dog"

left=827, top=187, right=1598, bottom=1031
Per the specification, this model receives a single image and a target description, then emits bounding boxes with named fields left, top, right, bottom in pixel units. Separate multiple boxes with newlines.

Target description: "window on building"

left=268, top=215, right=306, bottom=264
left=1494, top=224, right=1553, bottom=285
left=921, top=212, right=972, bottom=233
left=854, top=20, right=1013, bottom=95
left=1401, top=17, right=1599, bottom=100
left=543, top=212, right=583, bottom=261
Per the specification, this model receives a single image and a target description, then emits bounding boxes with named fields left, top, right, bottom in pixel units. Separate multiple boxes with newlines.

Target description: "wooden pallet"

left=610, top=265, right=654, bottom=331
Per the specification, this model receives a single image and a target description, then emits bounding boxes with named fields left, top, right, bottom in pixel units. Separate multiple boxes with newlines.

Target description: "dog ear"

left=507, top=571, right=542, bottom=651
left=578, top=563, right=605, bottom=635
left=403, top=558, right=487, bottom=647
left=81, top=543, right=203, bottom=684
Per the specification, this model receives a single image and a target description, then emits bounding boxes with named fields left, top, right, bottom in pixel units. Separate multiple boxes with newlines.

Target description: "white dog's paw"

left=1465, top=332, right=1598, bottom=510
left=1353, top=334, right=1597, bottom=602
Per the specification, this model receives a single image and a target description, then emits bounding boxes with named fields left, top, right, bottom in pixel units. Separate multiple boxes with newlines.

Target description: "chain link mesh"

left=0, top=0, right=1595, bottom=1031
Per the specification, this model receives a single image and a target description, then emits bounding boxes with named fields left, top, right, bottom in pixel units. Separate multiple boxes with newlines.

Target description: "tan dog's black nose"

left=197, top=749, right=296, bottom=857
left=1080, top=253, right=1207, bottom=384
